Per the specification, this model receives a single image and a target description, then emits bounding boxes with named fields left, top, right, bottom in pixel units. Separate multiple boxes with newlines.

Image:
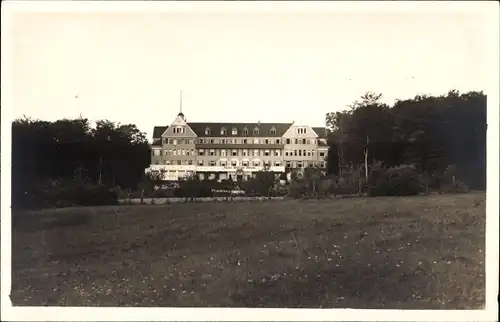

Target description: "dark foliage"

left=326, top=90, right=486, bottom=190
left=12, top=117, right=149, bottom=209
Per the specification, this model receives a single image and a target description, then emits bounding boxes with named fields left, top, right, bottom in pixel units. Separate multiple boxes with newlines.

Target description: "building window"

left=221, top=127, right=227, bottom=135
left=307, top=151, right=311, bottom=157
left=297, top=162, right=303, bottom=168
left=286, top=161, right=292, bottom=168
left=274, top=150, right=280, bottom=156
left=320, top=162, right=326, bottom=168
left=220, top=160, right=227, bottom=167
left=270, top=128, right=276, bottom=136
left=319, top=152, right=325, bottom=157
left=243, top=128, right=248, bottom=135
left=188, top=160, right=193, bottom=165
left=209, top=139, right=214, bottom=144
left=242, top=149, right=248, bottom=156
left=205, top=128, right=211, bottom=135
left=172, top=150, right=177, bottom=156
left=294, top=139, right=299, bottom=144
left=231, top=160, right=238, bottom=167
left=173, top=139, right=178, bottom=145
left=264, top=150, right=270, bottom=156
left=232, top=149, right=238, bottom=156
left=220, top=139, right=225, bottom=144
left=242, top=161, right=249, bottom=167
left=294, top=150, right=297, bottom=156
left=209, top=161, right=216, bottom=166
left=162, top=138, right=166, bottom=144
left=297, top=127, right=306, bottom=134
left=253, top=127, right=259, bottom=135
left=198, top=149, right=204, bottom=156
left=276, top=139, right=281, bottom=144
left=298, top=150, right=302, bottom=157
left=232, top=128, right=238, bottom=135
left=181, top=149, right=185, bottom=156
left=153, top=149, right=160, bottom=156
left=302, top=139, right=307, bottom=144
left=209, top=149, right=216, bottom=156
left=274, top=161, right=281, bottom=167
left=221, top=149, right=227, bottom=157
left=253, top=149, right=259, bottom=156
left=312, top=151, right=315, bottom=157
left=286, top=138, right=291, bottom=144
left=198, top=160, right=204, bottom=166
left=253, top=161, right=260, bottom=167
left=168, top=139, right=174, bottom=144
left=254, top=138, right=259, bottom=144
left=243, top=139, right=247, bottom=144
left=264, top=139, right=269, bottom=144
left=177, top=160, right=182, bottom=165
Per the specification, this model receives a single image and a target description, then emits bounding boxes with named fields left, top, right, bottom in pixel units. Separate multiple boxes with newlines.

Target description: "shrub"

left=441, top=180, right=470, bottom=194
left=13, top=180, right=118, bottom=209
left=369, top=164, right=424, bottom=196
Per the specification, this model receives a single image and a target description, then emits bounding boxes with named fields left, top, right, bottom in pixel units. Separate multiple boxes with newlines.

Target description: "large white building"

left=149, top=111, right=329, bottom=181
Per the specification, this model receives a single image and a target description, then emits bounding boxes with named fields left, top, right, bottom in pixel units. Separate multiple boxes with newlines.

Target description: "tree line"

left=325, top=90, right=487, bottom=190
left=12, top=117, right=150, bottom=208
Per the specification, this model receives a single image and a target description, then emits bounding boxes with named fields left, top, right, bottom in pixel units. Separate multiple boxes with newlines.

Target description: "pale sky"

left=7, top=2, right=497, bottom=141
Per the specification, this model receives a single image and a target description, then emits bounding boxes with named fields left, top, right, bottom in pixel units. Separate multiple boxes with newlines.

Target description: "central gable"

left=162, top=115, right=198, bottom=137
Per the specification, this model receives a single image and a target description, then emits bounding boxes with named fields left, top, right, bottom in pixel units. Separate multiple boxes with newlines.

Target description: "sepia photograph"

left=1, top=1, right=498, bottom=321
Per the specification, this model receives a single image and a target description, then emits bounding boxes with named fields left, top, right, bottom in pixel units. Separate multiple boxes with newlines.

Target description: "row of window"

left=161, top=138, right=318, bottom=145
left=154, top=159, right=326, bottom=168
left=203, top=127, right=277, bottom=136
left=153, top=148, right=327, bottom=157
left=284, top=150, right=326, bottom=157
left=174, top=126, right=311, bottom=136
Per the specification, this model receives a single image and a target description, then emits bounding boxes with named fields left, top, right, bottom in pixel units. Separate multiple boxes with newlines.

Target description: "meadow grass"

left=11, top=192, right=485, bottom=308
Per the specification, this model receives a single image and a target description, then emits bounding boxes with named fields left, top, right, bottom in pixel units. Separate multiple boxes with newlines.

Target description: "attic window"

left=253, top=127, right=259, bottom=135
left=243, top=127, right=248, bottom=135
left=220, top=127, right=227, bottom=135
left=270, top=127, right=276, bottom=136
left=232, top=127, right=238, bottom=135
left=205, top=127, right=211, bottom=135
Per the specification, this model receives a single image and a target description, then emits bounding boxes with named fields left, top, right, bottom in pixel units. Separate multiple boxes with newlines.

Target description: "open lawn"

left=11, top=193, right=485, bottom=309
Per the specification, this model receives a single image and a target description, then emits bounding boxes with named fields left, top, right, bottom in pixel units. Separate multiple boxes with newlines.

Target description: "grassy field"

left=11, top=193, right=485, bottom=309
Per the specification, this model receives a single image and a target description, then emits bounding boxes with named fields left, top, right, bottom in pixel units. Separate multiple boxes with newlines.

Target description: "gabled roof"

left=153, top=126, right=168, bottom=138
left=186, top=122, right=292, bottom=138
left=312, top=127, right=327, bottom=139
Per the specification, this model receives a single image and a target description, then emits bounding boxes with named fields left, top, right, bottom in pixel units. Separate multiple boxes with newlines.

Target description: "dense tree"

left=325, top=90, right=487, bottom=190
left=12, top=117, right=150, bottom=207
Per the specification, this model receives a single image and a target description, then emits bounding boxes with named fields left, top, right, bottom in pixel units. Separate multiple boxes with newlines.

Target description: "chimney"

left=258, top=120, right=261, bottom=126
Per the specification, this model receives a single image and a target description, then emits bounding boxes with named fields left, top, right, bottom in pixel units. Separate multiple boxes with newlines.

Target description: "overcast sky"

left=7, top=2, right=497, bottom=140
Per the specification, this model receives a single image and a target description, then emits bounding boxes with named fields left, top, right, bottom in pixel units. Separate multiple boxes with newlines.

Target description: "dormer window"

left=242, top=127, right=248, bottom=136
left=232, top=127, right=238, bottom=135
left=297, top=127, right=306, bottom=134
left=270, top=127, right=276, bottom=136
left=220, top=127, right=227, bottom=135
left=253, top=127, right=259, bottom=135
left=173, top=126, right=184, bottom=134
left=205, top=127, right=211, bottom=135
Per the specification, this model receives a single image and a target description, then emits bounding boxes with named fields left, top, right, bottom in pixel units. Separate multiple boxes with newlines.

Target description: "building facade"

left=149, top=112, right=329, bottom=181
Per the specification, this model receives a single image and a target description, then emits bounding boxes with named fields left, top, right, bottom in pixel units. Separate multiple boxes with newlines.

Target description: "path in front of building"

left=119, top=196, right=286, bottom=204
